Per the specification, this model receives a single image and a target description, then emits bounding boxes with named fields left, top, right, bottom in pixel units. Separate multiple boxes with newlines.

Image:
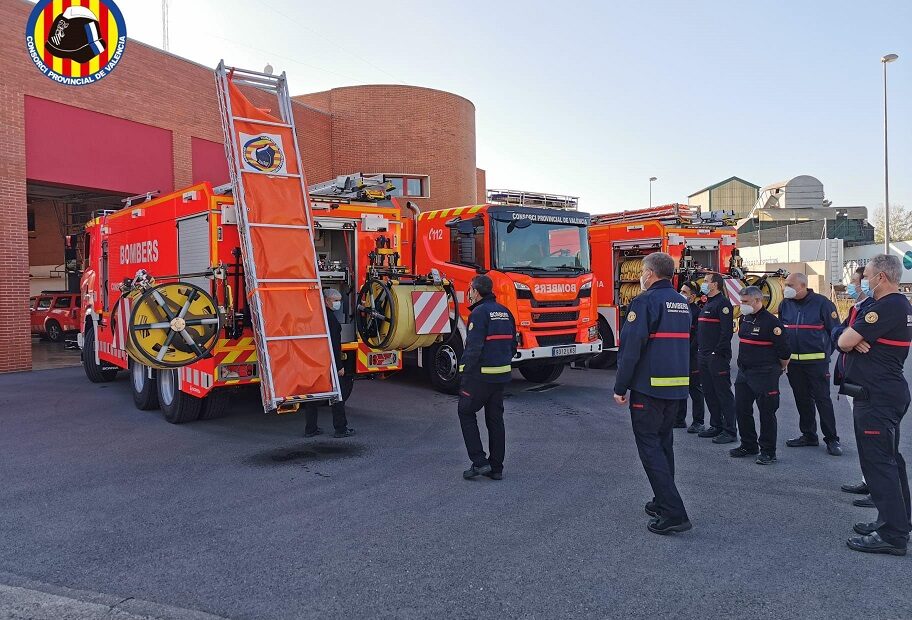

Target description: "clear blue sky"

left=108, top=0, right=909, bottom=215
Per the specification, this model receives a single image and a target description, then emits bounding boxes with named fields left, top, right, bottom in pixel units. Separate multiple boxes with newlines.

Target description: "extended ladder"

left=215, top=61, right=340, bottom=412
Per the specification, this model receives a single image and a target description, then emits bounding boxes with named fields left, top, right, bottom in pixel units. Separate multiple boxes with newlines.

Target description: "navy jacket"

left=832, top=296, right=874, bottom=384
left=614, top=279, right=691, bottom=400
left=687, top=301, right=700, bottom=360
left=696, top=292, right=734, bottom=357
left=737, top=308, right=790, bottom=371
left=459, top=294, right=517, bottom=384
left=778, top=290, right=839, bottom=364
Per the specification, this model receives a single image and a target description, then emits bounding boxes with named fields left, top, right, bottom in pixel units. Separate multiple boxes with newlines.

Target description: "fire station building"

left=0, top=0, right=484, bottom=373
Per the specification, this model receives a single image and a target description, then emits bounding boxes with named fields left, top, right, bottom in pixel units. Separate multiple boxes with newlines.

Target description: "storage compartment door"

left=178, top=214, right=211, bottom=291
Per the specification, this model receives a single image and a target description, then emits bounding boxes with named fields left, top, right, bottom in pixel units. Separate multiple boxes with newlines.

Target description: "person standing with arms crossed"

left=675, top=281, right=706, bottom=433
left=778, top=272, right=842, bottom=456
left=834, top=267, right=876, bottom=503
left=696, top=273, right=737, bottom=444
left=614, top=252, right=692, bottom=535
left=730, top=286, right=790, bottom=464
left=457, top=275, right=516, bottom=481
left=838, top=254, right=912, bottom=556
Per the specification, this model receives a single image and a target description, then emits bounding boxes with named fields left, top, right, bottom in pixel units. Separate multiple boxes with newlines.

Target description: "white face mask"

left=783, top=286, right=797, bottom=299
left=739, top=303, right=756, bottom=316
left=639, top=269, right=651, bottom=291
left=330, top=300, right=342, bottom=311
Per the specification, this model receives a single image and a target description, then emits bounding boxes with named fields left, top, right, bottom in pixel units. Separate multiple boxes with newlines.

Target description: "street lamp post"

left=649, top=177, right=657, bottom=208
left=882, top=53, right=899, bottom=254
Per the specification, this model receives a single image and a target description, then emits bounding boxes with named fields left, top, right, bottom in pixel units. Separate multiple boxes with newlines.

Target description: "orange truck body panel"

left=588, top=206, right=738, bottom=350
left=80, top=182, right=405, bottom=399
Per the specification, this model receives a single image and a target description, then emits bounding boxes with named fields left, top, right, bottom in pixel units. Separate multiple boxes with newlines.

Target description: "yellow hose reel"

left=357, top=277, right=455, bottom=352
left=126, top=282, right=221, bottom=368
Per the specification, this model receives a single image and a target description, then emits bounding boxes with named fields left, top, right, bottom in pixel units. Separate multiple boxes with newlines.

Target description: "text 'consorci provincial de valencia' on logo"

left=25, top=0, right=127, bottom=86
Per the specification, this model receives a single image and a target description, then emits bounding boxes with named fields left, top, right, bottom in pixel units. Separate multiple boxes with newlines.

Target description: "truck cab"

left=411, top=190, right=601, bottom=392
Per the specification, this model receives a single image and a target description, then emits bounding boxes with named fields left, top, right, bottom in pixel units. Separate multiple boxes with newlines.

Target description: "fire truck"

left=587, top=203, right=743, bottom=368
left=407, top=189, right=602, bottom=392
left=78, top=64, right=453, bottom=422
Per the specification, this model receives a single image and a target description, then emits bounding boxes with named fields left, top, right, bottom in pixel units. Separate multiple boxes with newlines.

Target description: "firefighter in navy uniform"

left=614, top=252, right=693, bottom=535
left=458, top=275, right=517, bottom=481
left=779, top=272, right=842, bottom=456
left=675, top=281, right=706, bottom=433
left=838, top=254, right=912, bottom=556
left=730, top=286, right=790, bottom=464
left=696, top=273, right=737, bottom=443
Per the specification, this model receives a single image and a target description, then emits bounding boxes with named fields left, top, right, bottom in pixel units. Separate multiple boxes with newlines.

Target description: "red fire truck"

left=406, top=189, right=602, bottom=392
left=587, top=203, right=741, bottom=367
left=77, top=181, right=422, bottom=422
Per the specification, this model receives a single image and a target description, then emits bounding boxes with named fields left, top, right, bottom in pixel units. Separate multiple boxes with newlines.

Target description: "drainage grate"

left=525, top=383, right=560, bottom=393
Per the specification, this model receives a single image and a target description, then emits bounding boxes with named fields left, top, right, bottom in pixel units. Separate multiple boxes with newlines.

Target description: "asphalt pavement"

left=1, top=358, right=911, bottom=619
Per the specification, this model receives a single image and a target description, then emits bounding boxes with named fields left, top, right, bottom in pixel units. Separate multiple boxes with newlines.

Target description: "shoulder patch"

left=773, top=327, right=782, bottom=336
left=831, top=311, right=838, bottom=319
left=722, top=307, right=730, bottom=315
left=865, top=312, right=878, bottom=324
left=627, top=311, right=637, bottom=322
left=468, top=322, right=474, bottom=330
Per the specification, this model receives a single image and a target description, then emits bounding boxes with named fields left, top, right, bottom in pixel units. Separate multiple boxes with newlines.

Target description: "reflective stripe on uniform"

left=698, top=318, right=720, bottom=323
left=784, top=324, right=824, bottom=330
left=876, top=338, right=912, bottom=347
left=649, top=332, right=689, bottom=339
left=650, top=376, right=690, bottom=387
left=480, top=365, right=512, bottom=374
left=486, top=334, right=514, bottom=341
left=740, top=338, right=773, bottom=346
left=458, top=364, right=465, bottom=372
left=790, top=352, right=826, bottom=360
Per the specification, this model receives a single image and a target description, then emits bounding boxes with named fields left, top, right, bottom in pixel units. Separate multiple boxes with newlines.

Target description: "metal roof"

left=688, top=176, right=760, bottom=197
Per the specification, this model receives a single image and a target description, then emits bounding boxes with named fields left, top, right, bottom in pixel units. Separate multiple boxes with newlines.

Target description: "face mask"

left=700, top=282, right=710, bottom=295
left=330, top=300, right=342, bottom=311
left=639, top=269, right=651, bottom=291
left=861, top=275, right=882, bottom=297
left=846, top=283, right=859, bottom=299
left=783, top=286, right=797, bottom=299
left=739, top=303, right=756, bottom=316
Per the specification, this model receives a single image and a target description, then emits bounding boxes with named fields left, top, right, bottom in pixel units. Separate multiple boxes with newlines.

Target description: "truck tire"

left=129, top=359, right=159, bottom=410
left=588, top=318, right=617, bottom=369
left=46, top=320, right=63, bottom=343
left=519, top=363, right=565, bottom=384
left=425, top=337, right=463, bottom=395
left=157, top=368, right=202, bottom=424
left=82, top=324, right=118, bottom=383
left=198, top=389, right=231, bottom=420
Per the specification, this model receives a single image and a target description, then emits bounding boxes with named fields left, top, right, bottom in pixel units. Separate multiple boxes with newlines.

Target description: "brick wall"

left=294, top=85, right=478, bottom=213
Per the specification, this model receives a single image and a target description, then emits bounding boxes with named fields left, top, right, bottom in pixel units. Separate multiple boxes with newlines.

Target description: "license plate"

left=552, top=345, right=576, bottom=357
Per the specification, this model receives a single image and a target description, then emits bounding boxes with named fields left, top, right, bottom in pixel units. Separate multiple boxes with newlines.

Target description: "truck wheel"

left=588, top=318, right=617, bottom=369
left=519, top=363, right=565, bottom=384
left=46, top=320, right=63, bottom=343
left=82, top=324, right=118, bottom=383
left=425, top=338, right=463, bottom=395
left=157, top=368, right=202, bottom=424
left=129, top=359, right=159, bottom=410
left=199, top=389, right=231, bottom=420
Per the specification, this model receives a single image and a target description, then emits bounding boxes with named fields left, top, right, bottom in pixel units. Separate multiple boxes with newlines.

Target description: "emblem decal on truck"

left=240, top=133, right=286, bottom=174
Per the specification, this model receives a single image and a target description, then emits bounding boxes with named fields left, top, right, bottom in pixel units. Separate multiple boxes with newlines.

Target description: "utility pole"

left=162, top=0, right=170, bottom=51
left=882, top=53, right=898, bottom=253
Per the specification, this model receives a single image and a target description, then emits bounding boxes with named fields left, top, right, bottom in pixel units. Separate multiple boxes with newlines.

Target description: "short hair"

left=855, top=266, right=866, bottom=277
left=643, top=252, right=675, bottom=279
left=705, top=272, right=721, bottom=287
left=471, top=274, right=494, bottom=297
left=869, top=254, right=902, bottom=284
left=323, top=288, right=342, bottom=301
left=681, top=280, right=698, bottom=293
left=789, top=272, right=808, bottom=286
left=739, top=286, right=763, bottom=302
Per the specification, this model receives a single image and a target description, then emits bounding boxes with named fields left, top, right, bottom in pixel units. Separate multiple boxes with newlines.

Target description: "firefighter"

left=458, top=274, right=517, bottom=481
left=304, top=289, right=354, bottom=439
left=614, top=252, right=692, bottom=535
left=838, top=254, right=912, bottom=556
left=730, top=286, right=790, bottom=464
left=779, top=272, right=842, bottom=456
left=835, top=267, right=876, bottom=504
left=696, top=273, right=737, bottom=444
left=674, top=281, right=706, bottom=433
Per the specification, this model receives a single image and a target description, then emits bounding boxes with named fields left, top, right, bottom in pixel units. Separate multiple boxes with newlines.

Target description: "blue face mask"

left=700, top=282, right=710, bottom=295
left=860, top=278, right=872, bottom=296
left=846, top=283, right=859, bottom=299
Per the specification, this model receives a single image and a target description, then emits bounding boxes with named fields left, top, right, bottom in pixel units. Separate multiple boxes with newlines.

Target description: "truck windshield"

left=492, top=220, right=590, bottom=272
